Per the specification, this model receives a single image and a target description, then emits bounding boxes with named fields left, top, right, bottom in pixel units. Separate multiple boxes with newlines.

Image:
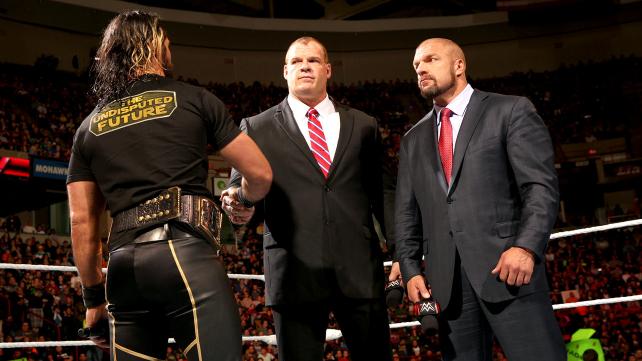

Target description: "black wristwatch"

left=236, top=187, right=255, bottom=208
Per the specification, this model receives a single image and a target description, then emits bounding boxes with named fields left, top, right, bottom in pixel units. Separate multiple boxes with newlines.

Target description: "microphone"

left=78, top=318, right=109, bottom=339
left=414, top=297, right=441, bottom=334
left=78, top=318, right=110, bottom=350
left=385, top=279, right=404, bottom=307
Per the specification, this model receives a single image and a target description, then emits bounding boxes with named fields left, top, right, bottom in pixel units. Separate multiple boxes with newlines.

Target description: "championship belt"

left=112, top=186, right=224, bottom=247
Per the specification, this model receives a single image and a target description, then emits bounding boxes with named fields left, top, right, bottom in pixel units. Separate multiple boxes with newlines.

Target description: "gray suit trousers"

left=439, top=256, right=566, bottom=361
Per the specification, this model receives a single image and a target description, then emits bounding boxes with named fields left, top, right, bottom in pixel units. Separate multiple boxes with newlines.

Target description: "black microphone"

left=385, top=279, right=404, bottom=307
left=78, top=318, right=109, bottom=339
left=414, top=297, right=441, bottom=333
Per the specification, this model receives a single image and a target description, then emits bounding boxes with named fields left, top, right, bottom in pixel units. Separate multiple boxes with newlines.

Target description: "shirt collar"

left=287, top=94, right=335, bottom=118
left=433, top=84, right=474, bottom=118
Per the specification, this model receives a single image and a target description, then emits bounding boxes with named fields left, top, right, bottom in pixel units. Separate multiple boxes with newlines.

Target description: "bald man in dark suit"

left=395, top=38, right=566, bottom=360
left=222, top=37, right=392, bottom=361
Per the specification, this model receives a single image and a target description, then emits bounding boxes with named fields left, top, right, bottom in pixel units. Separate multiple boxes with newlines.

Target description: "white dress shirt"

left=434, top=84, right=474, bottom=150
left=287, top=94, right=340, bottom=160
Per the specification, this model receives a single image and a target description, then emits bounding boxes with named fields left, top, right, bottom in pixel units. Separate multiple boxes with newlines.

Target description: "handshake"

left=220, top=187, right=255, bottom=225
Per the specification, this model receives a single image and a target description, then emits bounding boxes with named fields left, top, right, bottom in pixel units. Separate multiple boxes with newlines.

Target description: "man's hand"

left=406, top=275, right=431, bottom=303
left=491, top=246, right=535, bottom=287
left=220, top=188, right=255, bottom=224
left=85, top=303, right=109, bottom=349
left=388, top=262, right=402, bottom=284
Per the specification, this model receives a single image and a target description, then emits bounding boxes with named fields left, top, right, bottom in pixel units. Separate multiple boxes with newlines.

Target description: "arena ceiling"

left=127, top=0, right=498, bottom=20
left=124, top=0, right=628, bottom=20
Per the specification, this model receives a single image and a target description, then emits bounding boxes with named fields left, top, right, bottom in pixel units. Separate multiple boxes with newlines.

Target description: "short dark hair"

left=285, top=37, right=329, bottom=63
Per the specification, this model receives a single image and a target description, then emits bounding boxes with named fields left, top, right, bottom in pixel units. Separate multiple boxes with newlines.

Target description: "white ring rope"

left=0, top=219, right=639, bottom=348
left=0, top=341, right=97, bottom=348
left=549, top=294, right=642, bottom=310
left=227, top=273, right=265, bottom=281
left=0, top=337, right=272, bottom=349
left=0, top=264, right=265, bottom=281
left=2, top=219, right=639, bottom=275
left=383, top=218, right=642, bottom=267
left=0, top=264, right=78, bottom=272
left=0, top=332, right=343, bottom=348
left=388, top=294, right=642, bottom=329
left=1, top=293, right=640, bottom=348
left=549, top=218, right=642, bottom=239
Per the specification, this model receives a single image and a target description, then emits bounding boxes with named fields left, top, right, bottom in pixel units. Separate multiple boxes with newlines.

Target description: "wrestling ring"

left=0, top=218, right=640, bottom=349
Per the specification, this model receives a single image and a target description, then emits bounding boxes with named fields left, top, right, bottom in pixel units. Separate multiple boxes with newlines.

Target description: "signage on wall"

left=30, top=157, right=69, bottom=181
left=0, top=157, right=30, bottom=178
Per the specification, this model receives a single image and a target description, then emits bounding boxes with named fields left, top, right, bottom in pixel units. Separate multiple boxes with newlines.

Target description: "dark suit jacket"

left=395, top=89, right=559, bottom=310
left=230, top=97, right=387, bottom=306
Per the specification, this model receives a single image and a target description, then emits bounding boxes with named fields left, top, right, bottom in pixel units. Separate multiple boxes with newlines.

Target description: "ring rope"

left=388, top=294, right=642, bottom=329
left=0, top=333, right=345, bottom=348
left=0, top=219, right=639, bottom=348
left=0, top=294, right=640, bottom=348
left=0, top=264, right=78, bottom=272
left=4, top=219, right=640, bottom=274
left=0, top=336, right=277, bottom=349
left=549, top=294, right=642, bottom=310
left=2, top=219, right=638, bottom=274
left=0, top=263, right=265, bottom=281
left=383, top=218, right=642, bottom=267
left=549, top=218, right=642, bottom=239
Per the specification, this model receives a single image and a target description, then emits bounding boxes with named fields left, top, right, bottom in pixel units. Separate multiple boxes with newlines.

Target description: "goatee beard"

left=420, top=86, right=439, bottom=100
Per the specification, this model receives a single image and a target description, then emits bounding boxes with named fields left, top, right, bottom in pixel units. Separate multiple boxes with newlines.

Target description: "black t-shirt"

left=67, top=76, right=240, bottom=245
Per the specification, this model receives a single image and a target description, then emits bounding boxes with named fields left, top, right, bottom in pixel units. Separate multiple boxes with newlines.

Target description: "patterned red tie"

left=438, top=108, right=454, bottom=184
left=306, top=108, right=332, bottom=178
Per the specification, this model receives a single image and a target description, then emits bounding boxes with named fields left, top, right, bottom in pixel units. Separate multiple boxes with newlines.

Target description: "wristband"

left=236, top=187, right=255, bottom=209
left=82, top=283, right=106, bottom=308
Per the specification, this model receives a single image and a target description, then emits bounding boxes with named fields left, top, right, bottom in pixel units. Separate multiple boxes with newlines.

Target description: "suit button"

left=447, top=197, right=453, bottom=204
left=324, top=186, right=332, bottom=192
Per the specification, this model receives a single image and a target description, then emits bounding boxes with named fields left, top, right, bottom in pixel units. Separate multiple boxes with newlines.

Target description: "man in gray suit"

left=395, top=38, right=566, bottom=360
left=222, top=37, right=392, bottom=361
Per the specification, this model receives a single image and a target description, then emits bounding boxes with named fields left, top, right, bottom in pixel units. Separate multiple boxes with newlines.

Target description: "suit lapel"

left=448, top=90, right=489, bottom=195
left=275, top=98, right=325, bottom=178
left=328, top=103, right=354, bottom=180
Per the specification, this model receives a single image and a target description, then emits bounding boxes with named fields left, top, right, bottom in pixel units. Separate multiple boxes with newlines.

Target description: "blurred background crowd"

left=0, top=52, right=641, bottom=360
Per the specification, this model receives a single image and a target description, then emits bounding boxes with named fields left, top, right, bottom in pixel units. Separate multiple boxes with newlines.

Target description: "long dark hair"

left=92, top=10, right=166, bottom=107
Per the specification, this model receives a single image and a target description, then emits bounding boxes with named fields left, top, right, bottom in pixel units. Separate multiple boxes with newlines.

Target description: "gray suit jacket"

left=230, top=97, right=387, bottom=306
left=395, top=89, right=559, bottom=310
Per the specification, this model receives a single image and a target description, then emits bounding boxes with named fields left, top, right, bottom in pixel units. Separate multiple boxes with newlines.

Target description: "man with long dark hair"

left=67, top=10, right=272, bottom=361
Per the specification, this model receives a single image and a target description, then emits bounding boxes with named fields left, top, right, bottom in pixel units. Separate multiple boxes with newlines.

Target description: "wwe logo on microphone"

left=386, top=279, right=402, bottom=289
left=414, top=297, right=441, bottom=316
left=420, top=302, right=436, bottom=313
left=385, top=279, right=405, bottom=307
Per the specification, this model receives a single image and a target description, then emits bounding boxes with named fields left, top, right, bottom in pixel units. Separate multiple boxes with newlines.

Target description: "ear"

left=283, top=64, right=288, bottom=80
left=454, top=59, right=465, bottom=77
left=326, top=63, right=332, bottom=80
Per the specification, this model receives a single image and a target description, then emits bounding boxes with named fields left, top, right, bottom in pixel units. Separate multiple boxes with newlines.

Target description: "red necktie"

left=438, top=108, right=453, bottom=184
left=306, top=108, right=332, bottom=178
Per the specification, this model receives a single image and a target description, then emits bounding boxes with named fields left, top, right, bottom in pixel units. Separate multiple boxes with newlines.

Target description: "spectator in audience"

left=1, top=51, right=641, bottom=360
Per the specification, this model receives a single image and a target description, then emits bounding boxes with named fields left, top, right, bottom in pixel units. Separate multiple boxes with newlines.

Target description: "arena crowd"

left=0, top=54, right=641, bottom=360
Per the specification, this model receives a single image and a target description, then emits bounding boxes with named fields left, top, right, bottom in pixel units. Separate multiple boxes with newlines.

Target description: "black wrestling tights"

left=106, top=237, right=241, bottom=361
